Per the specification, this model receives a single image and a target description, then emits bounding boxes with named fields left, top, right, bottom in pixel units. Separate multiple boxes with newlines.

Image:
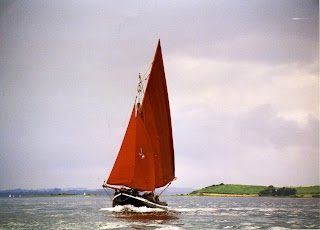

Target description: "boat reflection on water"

left=103, top=205, right=179, bottom=222
left=114, top=212, right=179, bottom=222
left=113, top=212, right=179, bottom=222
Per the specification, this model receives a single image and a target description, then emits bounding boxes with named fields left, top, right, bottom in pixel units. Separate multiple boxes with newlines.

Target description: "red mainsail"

left=106, top=40, right=175, bottom=191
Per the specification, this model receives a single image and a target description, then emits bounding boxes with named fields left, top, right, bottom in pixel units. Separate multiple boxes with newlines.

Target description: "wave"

left=100, top=205, right=221, bottom=214
left=100, top=205, right=167, bottom=213
left=168, top=207, right=218, bottom=212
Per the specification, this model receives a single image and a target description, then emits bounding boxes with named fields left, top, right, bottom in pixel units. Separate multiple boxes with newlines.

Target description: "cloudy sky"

left=0, top=0, right=318, bottom=190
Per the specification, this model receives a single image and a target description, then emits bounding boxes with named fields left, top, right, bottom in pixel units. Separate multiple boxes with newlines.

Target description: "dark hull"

left=113, top=193, right=168, bottom=210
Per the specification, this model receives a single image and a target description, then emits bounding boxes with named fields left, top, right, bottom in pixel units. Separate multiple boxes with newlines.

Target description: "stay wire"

left=103, top=187, right=113, bottom=202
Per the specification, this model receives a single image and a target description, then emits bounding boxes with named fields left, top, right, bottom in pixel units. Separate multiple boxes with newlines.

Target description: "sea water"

left=0, top=196, right=319, bottom=229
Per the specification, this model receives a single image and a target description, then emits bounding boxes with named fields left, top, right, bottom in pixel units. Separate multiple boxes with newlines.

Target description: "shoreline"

left=188, top=184, right=319, bottom=198
left=186, top=193, right=319, bottom=198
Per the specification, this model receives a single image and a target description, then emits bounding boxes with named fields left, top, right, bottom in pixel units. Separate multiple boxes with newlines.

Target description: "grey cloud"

left=234, top=104, right=319, bottom=150
left=173, top=104, right=319, bottom=187
left=143, top=1, right=319, bottom=65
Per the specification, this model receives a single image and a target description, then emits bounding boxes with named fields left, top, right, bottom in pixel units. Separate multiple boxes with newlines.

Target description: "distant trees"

left=210, top=183, right=224, bottom=187
left=259, top=185, right=297, bottom=197
left=259, top=185, right=277, bottom=196
left=276, top=187, right=297, bottom=196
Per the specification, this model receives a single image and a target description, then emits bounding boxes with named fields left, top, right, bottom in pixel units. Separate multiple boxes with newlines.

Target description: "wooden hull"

left=113, top=193, right=168, bottom=210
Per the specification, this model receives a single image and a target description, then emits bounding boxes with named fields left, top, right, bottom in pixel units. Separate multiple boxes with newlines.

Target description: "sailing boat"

left=102, top=40, right=175, bottom=210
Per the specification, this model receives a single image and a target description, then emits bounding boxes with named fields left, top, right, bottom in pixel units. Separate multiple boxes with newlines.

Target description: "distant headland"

left=188, top=184, right=320, bottom=198
left=0, top=187, right=194, bottom=198
left=0, top=188, right=107, bottom=198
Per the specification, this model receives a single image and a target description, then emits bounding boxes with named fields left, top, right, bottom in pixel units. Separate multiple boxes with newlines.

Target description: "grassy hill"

left=296, top=186, right=320, bottom=197
left=189, top=184, right=320, bottom=197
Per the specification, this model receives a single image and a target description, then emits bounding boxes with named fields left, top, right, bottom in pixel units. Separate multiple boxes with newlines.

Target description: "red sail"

left=106, top=40, right=175, bottom=191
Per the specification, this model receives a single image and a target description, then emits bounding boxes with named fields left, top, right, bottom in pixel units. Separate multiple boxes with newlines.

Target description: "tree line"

left=258, top=185, right=297, bottom=197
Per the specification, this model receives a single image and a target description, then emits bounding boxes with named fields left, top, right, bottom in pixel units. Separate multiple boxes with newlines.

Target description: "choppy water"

left=0, top=196, right=319, bottom=229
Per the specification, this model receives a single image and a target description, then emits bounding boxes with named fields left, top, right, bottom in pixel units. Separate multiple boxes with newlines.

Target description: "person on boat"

left=129, top=188, right=138, bottom=196
left=141, top=191, right=160, bottom=204
left=142, top=192, right=154, bottom=201
left=153, top=194, right=160, bottom=203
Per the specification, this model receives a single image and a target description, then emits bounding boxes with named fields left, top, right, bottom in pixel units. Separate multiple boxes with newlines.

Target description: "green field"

left=189, top=184, right=320, bottom=197
left=295, top=186, right=320, bottom=197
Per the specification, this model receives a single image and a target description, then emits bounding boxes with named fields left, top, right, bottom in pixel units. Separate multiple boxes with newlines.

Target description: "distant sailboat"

left=103, top=40, right=175, bottom=210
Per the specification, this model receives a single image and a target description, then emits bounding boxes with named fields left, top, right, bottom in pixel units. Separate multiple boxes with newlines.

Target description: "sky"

left=0, top=0, right=319, bottom=190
